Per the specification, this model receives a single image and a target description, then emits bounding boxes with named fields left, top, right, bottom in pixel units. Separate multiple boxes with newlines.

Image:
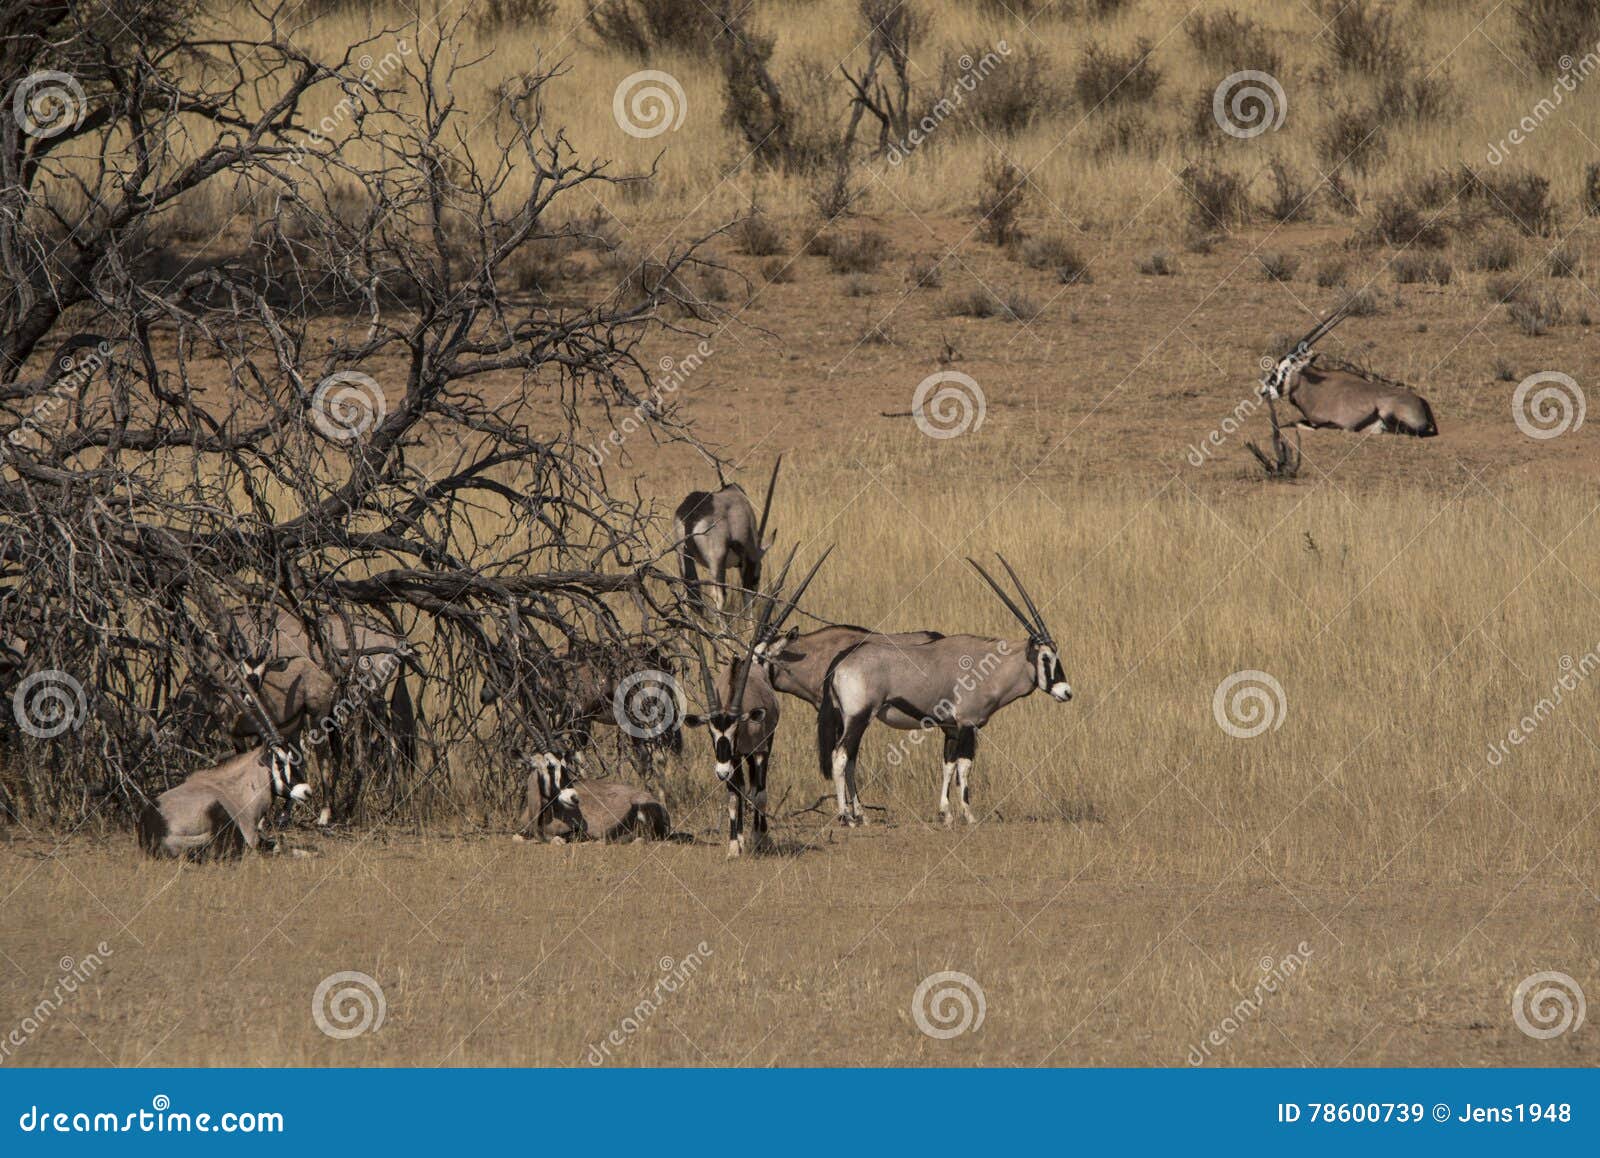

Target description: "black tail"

left=136, top=803, right=166, bottom=858
left=389, top=675, right=417, bottom=769
left=1418, top=398, right=1438, bottom=437
left=816, top=641, right=867, bottom=779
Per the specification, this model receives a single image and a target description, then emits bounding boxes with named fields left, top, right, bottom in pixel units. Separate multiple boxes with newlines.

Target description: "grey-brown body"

left=756, top=625, right=944, bottom=707
left=514, top=757, right=670, bottom=843
left=673, top=458, right=781, bottom=614
left=137, top=745, right=311, bottom=859
left=685, top=654, right=780, bottom=858
left=1271, top=359, right=1438, bottom=437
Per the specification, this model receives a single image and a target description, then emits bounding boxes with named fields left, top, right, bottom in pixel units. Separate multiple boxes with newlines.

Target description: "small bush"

left=735, top=214, right=784, bottom=256
left=1074, top=38, right=1162, bottom=108
left=947, top=286, right=1040, bottom=321
left=1469, top=236, right=1518, bottom=271
left=1367, top=194, right=1449, bottom=248
left=1484, top=274, right=1528, bottom=304
left=1136, top=250, right=1179, bottom=276
left=1492, top=356, right=1518, bottom=382
left=1021, top=235, right=1092, bottom=285
left=1508, top=291, right=1563, bottom=335
left=1265, top=161, right=1314, bottom=223
left=1379, top=69, right=1457, bottom=123
left=1513, top=0, right=1600, bottom=76
left=586, top=0, right=722, bottom=58
left=473, top=0, right=556, bottom=32
left=942, top=44, right=1067, bottom=135
left=1477, top=170, right=1556, bottom=235
left=1319, top=0, right=1409, bottom=74
left=1338, top=287, right=1383, bottom=317
left=1315, top=260, right=1349, bottom=288
left=1548, top=244, right=1583, bottom=277
left=1178, top=159, right=1251, bottom=231
left=842, top=275, right=877, bottom=298
left=1257, top=253, right=1300, bottom=282
left=908, top=258, right=945, bottom=289
left=1392, top=254, right=1452, bottom=285
left=804, top=231, right=836, bottom=257
left=975, top=158, right=1027, bottom=247
left=827, top=229, right=890, bottom=274
left=1186, top=9, right=1282, bottom=75
left=1317, top=101, right=1389, bottom=177
left=761, top=258, right=795, bottom=284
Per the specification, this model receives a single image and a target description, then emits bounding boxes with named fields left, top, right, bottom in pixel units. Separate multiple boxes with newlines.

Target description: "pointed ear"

left=743, top=707, right=767, bottom=723
left=683, top=713, right=707, bottom=727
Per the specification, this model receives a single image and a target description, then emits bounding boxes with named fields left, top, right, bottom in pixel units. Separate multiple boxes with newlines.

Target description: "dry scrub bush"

left=1513, top=0, right=1600, bottom=75
left=976, top=158, right=1028, bottom=246
left=1074, top=39, right=1162, bottom=108
left=1185, top=9, right=1282, bottom=75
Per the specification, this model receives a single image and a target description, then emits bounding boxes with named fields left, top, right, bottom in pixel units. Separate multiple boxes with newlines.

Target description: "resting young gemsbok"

left=817, top=555, right=1073, bottom=827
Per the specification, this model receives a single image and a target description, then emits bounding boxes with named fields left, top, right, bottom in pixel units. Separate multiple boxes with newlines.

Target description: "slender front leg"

left=750, top=750, right=770, bottom=850
left=831, top=746, right=852, bottom=826
left=939, top=729, right=959, bottom=826
left=954, top=727, right=978, bottom=824
left=726, top=782, right=743, bottom=859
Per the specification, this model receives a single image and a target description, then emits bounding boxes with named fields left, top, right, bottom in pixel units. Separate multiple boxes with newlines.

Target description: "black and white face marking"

left=1260, top=349, right=1309, bottom=399
left=683, top=709, right=769, bottom=780
left=1031, top=640, right=1072, bottom=702
left=267, top=745, right=312, bottom=802
left=529, top=751, right=580, bottom=808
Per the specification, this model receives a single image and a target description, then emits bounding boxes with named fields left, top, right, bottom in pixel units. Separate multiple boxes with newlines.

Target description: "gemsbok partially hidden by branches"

left=1259, top=309, right=1438, bottom=437
left=673, top=456, right=782, bottom=614
left=817, top=555, right=1073, bottom=827
left=512, top=749, right=671, bottom=844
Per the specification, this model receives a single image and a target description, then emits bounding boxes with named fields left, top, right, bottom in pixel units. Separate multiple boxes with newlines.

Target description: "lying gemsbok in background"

left=818, top=555, right=1073, bottom=827
left=138, top=660, right=320, bottom=859
left=1260, top=309, right=1437, bottom=437
left=512, top=749, right=671, bottom=844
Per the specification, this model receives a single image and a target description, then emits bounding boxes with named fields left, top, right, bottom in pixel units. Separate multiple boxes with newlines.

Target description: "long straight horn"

left=730, top=638, right=759, bottom=713
left=690, top=635, right=720, bottom=712
left=966, top=557, right=1037, bottom=638
left=763, top=543, right=833, bottom=639
left=1297, top=306, right=1348, bottom=351
left=754, top=454, right=782, bottom=548
left=993, top=553, right=1049, bottom=640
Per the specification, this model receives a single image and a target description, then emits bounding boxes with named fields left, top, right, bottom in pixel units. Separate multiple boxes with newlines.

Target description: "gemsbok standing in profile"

left=673, top=456, right=782, bottom=614
left=138, top=661, right=318, bottom=859
left=1260, top=309, right=1438, bottom=436
left=817, top=555, right=1073, bottom=827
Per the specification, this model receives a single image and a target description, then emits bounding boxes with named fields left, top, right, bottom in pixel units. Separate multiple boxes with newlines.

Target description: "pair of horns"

left=966, top=553, right=1052, bottom=644
left=754, top=454, right=782, bottom=548
left=1290, top=305, right=1349, bottom=356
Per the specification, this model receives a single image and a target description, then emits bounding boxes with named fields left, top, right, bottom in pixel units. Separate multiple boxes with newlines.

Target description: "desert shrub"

left=1474, top=169, right=1556, bottom=235
left=1548, top=244, right=1584, bottom=277
left=1484, top=274, right=1528, bottom=304
left=1265, top=160, right=1314, bottom=223
left=1178, top=159, right=1252, bottom=230
left=1185, top=9, right=1282, bottom=74
left=1022, top=235, right=1093, bottom=284
left=1492, top=355, right=1518, bottom=382
left=1074, top=38, right=1162, bottom=108
left=1367, top=193, right=1449, bottom=248
left=1379, top=69, right=1457, bottom=123
left=1315, top=260, right=1349, bottom=288
left=842, top=275, right=877, bottom=297
left=1586, top=162, right=1600, bottom=216
left=826, top=229, right=890, bottom=273
left=1509, top=291, right=1563, bottom=335
left=976, top=158, right=1027, bottom=246
left=1257, top=253, right=1299, bottom=282
left=1513, top=0, right=1600, bottom=75
left=1317, top=101, right=1388, bottom=177
left=474, top=0, right=556, bottom=32
left=735, top=213, right=784, bottom=256
left=1469, top=236, right=1518, bottom=271
left=1136, top=250, right=1179, bottom=276
left=997, top=287, right=1042, bottom=321
left=908, top=257, right=945, bottom=289
left=948, top=286, right=1004, bottom=317
left=1338, top=287, right=1383, bottom=316
left=761, top=258, right=795, bottom=284
left=1094, top=110, right=1166, bottom=157
left=1392, top=254, right=1452, bottom=284
left=941, top=44, right=1067, bottom=135
left=587, top=0, right=721, bottom=57
left=1318, top=0, right=1408, bottom=74
left=857, top=319, right=895, bottom=345
left=696, top=267, right=732, bottom=302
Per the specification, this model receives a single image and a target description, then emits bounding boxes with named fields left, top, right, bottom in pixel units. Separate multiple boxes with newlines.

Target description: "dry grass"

left=5, top=472, right=1599, bottom=1065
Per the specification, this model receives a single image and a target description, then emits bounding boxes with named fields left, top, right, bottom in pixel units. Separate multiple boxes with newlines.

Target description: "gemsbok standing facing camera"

left=1260, top=309, right=1438, bottom=437
left=684, top=635, right=781, bottom=858
left=673, top=456, right=782, bottom=614
left=817, top=555, right=1073, bottom=827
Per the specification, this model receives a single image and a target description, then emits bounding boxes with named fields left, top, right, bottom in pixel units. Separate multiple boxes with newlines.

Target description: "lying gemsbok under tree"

left=1259, top=309, right=1438, bottom=437
left=512, top=749, right=671, bottom=844
left=138, top=661, right=316, bottom=859
left=817, top=555, right=1073, bottom=827
left=673, top=455, right=782, bottom=615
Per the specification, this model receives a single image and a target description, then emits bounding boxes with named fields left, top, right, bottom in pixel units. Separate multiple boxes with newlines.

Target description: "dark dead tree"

left=1245, top=395, right=1303, bottom=479
left=0, top=3, right=723, bottom=826
left=840, top=0, right=921, bottom=155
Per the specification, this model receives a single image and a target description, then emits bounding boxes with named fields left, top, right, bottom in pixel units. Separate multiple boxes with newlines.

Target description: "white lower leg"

left=727, top=793, right=740, bottom=858
left=832, top=749, right=851, bottom=822
left=939, top=760, right=956, bottom=825
left=956, top=758, right=975, bottom=823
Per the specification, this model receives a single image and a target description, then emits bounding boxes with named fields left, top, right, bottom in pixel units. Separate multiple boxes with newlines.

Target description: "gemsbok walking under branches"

left=673, top=456, right=782, bottom=615
left=817, top=555, right=1073, bottom=827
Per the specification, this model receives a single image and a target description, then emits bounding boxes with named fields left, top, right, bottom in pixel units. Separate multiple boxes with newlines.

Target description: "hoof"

left=511, top=833, right=527, bottom=843
left=940, top=811, right=953, bottom=828
left=726, top=840, right=742, bottom=859
left=963, top=812, right=978, bottom=825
